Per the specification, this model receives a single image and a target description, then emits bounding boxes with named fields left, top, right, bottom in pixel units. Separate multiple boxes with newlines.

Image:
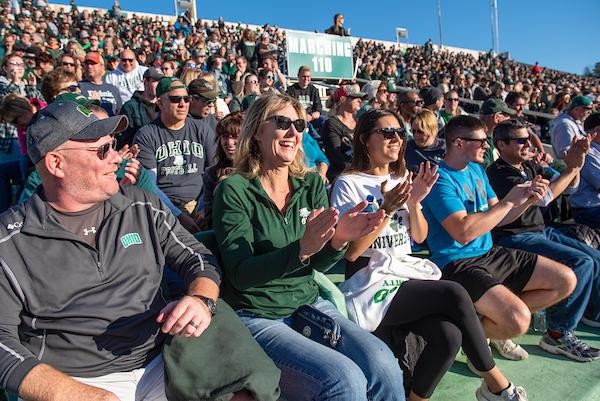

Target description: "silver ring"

left=188, top=321, right=199, bottom=329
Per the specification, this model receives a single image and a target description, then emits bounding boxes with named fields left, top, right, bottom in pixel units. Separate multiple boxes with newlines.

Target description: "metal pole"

left=173, top=0, right=178, bottom=16
left=437, top=0, right=443, bottom=49
left=490, top=0, right=500, bottom=55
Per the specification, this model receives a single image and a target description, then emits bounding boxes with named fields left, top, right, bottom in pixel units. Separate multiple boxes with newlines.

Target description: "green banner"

left=286, top=30, right=354, bottom=80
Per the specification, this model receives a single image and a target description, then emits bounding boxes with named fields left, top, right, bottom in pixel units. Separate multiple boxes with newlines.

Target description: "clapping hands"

left=564, top=133, right=597, bottom=170
left=408, top=162, right=439, bottom=205
left=298, top=203, right=385, bottom=261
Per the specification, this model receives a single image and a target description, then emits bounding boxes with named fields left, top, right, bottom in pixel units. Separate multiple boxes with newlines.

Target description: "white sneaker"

left=581, top=316, right=600, bottom=328
left=476, top=382, right=528, bottom=401
left=490, top=339, right=529, bottom=361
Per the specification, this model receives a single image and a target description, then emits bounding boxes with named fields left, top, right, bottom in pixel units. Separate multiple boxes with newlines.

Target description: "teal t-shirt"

left=422, top=161, right=496, bottom=268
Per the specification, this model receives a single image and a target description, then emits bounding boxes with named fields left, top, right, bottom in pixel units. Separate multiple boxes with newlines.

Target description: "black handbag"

left=291, top=304, right=342, bottom=349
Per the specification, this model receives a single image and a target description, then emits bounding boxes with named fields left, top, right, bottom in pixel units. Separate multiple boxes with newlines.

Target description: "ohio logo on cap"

left=77, top=104, right=93, bottom=117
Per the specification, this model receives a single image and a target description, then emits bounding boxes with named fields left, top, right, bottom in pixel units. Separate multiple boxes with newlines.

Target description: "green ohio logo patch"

left=120, top=232, right=143, bottom=248
left=77, top=104, right=93, bottom=117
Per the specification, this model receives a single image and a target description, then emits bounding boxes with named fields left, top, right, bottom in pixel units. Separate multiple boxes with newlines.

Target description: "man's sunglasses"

left=372, top=127, right=406, bottom=140
left=456, top=137, right=487, bottom=148
left=121, top=58, right=135, bottom=63
left=402, top=99, right=424, bottom=106
left=168, top=95, right=191, bottom=103
left=57, top=138, right=117, bottom=160
left=192, top=95, right=216, bottom=105
left=267, top=115, right=307, bottom=132
left=61, top=62, right=76, bottom=67
left=506, top=136, right=530, bottom=145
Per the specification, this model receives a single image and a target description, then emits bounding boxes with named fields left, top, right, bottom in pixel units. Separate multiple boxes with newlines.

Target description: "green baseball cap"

left=156, top=77, right=187, bottom=98
left=568, top=95, right=593, bottom=110
left=480, top=98, right=516, bottom=116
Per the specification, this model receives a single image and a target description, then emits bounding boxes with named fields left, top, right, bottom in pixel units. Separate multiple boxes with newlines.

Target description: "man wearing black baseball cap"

left=0, top=99, right=279, bottom=401
left=134, top=77, right=217, bottom=219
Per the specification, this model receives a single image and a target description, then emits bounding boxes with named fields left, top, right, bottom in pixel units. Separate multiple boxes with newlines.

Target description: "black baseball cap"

left=27, top=101, right=128, bottom=164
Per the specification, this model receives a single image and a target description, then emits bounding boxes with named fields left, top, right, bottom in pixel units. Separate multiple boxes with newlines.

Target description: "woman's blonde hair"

left=411, top=109, right=439, bottom=139
left=179, top=68, right=203, bottom=86
left=234, top=93, right=308, bottom=179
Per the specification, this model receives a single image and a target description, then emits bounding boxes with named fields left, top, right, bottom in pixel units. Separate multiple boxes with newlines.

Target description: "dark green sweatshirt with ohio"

left=213, top=171, right=346, bottom=319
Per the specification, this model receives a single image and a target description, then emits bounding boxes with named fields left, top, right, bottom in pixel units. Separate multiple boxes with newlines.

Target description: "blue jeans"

left=497, top=227, right=600, bottom=332
left=238, top=297, right=405, bottom=401
left=572, top=207, right=600, bottom=230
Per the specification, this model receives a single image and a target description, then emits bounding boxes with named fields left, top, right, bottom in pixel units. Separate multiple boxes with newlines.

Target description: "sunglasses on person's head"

left=57, top=138, right=117, bottom=160
left=267, top=115, right=307, bottom=132
left=168, top=95, right=191, bottom=103
left=372, top=127, right=406, bottom=140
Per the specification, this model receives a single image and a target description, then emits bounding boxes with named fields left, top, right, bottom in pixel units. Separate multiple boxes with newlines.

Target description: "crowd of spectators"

left=2, top=2, right=600, bottom=401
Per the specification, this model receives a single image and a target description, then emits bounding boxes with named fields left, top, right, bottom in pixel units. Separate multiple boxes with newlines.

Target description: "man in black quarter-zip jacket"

left=0, top=100, right=229, bottom=401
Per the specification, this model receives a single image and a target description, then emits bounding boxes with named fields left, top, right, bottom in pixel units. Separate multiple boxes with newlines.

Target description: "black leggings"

left=378, top=279, right=495, bottom=399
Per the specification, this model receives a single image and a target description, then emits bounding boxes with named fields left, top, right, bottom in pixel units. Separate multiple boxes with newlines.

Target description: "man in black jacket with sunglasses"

left=134, top=77, right=217, bottom=219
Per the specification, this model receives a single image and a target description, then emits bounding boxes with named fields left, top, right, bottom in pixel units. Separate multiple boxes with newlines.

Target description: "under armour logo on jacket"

left=83, top=227, right=97, bottom=236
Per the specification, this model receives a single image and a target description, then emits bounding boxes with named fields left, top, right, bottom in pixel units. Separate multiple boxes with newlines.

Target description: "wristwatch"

left=190, top=294, right=217, bottom=316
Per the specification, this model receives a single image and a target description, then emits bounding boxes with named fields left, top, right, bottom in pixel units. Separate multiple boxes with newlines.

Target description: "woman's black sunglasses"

left=372, top=127, right=406, bottom=140
left=267, top=115, right=307, bottom=132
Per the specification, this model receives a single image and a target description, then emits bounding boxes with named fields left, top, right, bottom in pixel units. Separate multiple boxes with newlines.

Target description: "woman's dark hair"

left=349, top=108, right=407, bottom=177
left=214, top=112, right=244, bottom=180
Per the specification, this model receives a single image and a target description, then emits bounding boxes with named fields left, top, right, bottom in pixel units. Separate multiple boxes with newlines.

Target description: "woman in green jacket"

left=213, top=93, right=406, bottom=401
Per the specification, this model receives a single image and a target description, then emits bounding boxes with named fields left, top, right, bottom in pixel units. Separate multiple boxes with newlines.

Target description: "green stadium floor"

left=431, top=324, right=600, bottom=401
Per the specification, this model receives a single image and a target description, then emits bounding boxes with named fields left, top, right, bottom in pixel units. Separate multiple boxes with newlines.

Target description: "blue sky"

left=52, top=0, right=599, bottom=75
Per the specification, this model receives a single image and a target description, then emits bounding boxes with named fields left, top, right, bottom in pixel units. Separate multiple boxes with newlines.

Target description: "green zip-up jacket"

left=213, top=171, right=346, bottom=319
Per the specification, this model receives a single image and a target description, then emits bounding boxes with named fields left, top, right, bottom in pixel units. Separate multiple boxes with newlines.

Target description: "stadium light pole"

left=437, top=0, right=443, bottom=49
left=490, top=0, right=500, bottom=55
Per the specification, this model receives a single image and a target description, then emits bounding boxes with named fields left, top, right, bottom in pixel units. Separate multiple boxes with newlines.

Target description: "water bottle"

left=363, top=195, right=379, bottom=213
left=531, top=310, right=547, bottom=333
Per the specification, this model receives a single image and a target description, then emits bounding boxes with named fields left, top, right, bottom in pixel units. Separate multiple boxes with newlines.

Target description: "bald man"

left=105, top=49, right=148, bottom=103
